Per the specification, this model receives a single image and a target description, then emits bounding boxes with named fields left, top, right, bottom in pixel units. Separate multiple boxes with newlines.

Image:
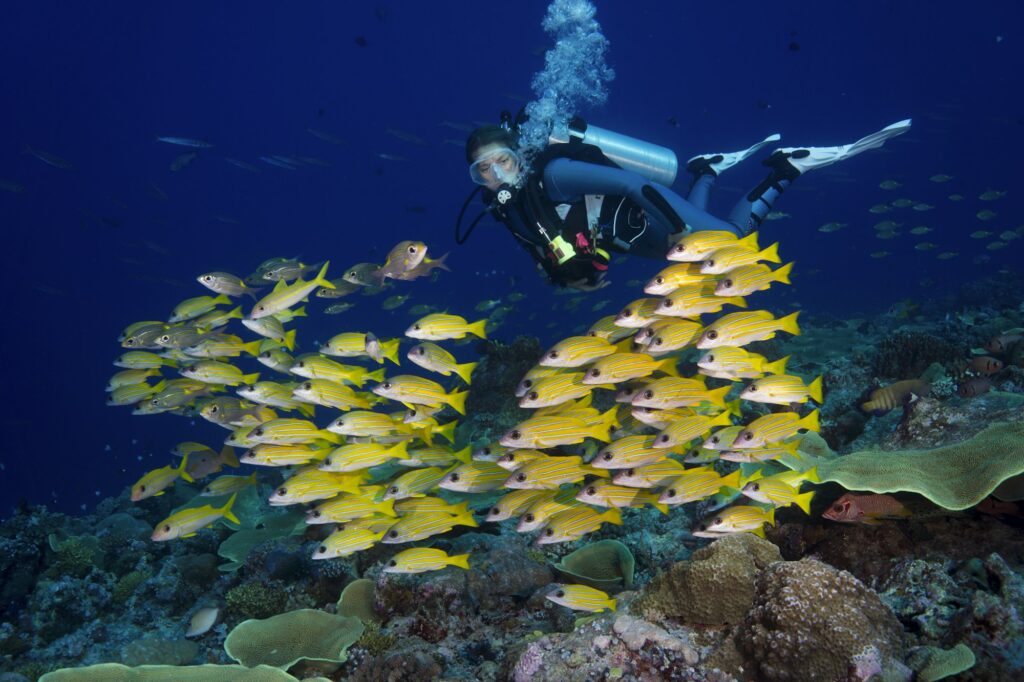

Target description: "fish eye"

left=657, top=435, right=669, bottom=444
left=296, top=361, right=304, bottom=367
left=211, top=406, right=219, bottom=413
left=388, top=530, right=398, bottom=538
left=706, top=355, right=714, bottom=363
left=586, top=486, right=596, bottom=495
left=666, top=489, right=676, bottom=497
left=489, top=507, right=500, bottom=515
left=312, top=510, right=321, bottom=518
left=602, top=452, right=614, bottom=461
left=516, top=473, right=527, bottom=482
left=450, top=473, right=460, bottom=482
left=723, top=279, right=732, bottom=288
left=653, top=338, right=663, bottom=346
left=674, top=244, right=685, bottom=252
left=256, top=305, right=264, bottom=312
left=707, top=331, right=718, bottom=340
left=252, top=428, right=262, bottom=436
left=753, top=484, right=760, bottom=491
left=324, top=458, right=332, bottom=466
left=242, top=450, right=253, bottom=458
left=319, top=545, right=326, bottom=553
left=556, top=589, right=565, bottom=597
left=382, top=382, right=391, bottom=389
left=706, top=260, right=715, bottom=267
left=125, top=339, right=136, bottom=347
left=482, top=447, right=492, bottom=455
left=413, top=324, right=420, bottom=330
left=714, top=517, right=723, bottom=525
left=525, top=514, right=535, bottom=522
left=625, top=469, right=635, bottom=476
left=545, top=528, right=554, bottom=536
left=698, top=523, right=707, bottom=531
left=655, top=277, right=664, bottom=284
left=742, top=432, right=753, bottom=441
left=591, top=369, right=601, bottom=377
left=521, top=380, right=533, bottom=390
left=388, top=486, right=399, bottom=495
left=528, top=391, right=538, bottom=401
left=139, top=485, right=146, bottom=492
left=303, top=382, right=312, bottom=390
left=416, top=347, right=426, bottom=355
left=548, top=351, right=558, bottom=359
left=644, top=390, right=654, bottom=399
left=749, top=385, right=757, bottom=392
left=621, top=308, right=632, bottom=317
left=510, top=430, right=521, bottom=440
left=277, top=487, right=286, bottom=495
left=389, top=559, right=397, bottom=566
left=162, top=524, right=171, bottom=532
left=407, top=245, right=417, bottom=253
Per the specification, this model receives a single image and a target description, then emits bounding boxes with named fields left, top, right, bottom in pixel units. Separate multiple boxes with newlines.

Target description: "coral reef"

left=223, top=609, right=364, bottom=669
left=871, top=330, right=963, bottom=379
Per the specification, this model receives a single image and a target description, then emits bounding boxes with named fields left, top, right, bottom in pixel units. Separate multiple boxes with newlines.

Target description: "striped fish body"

left=611, top=459, right=691, bottom=488
left=121, top=322, right=169, bottom=349
left=719, top=439, right=799, bottom=463
left=241, top=317, right=296, bottom=350
left=582, top=353, right=677, bottom=385
left=534, top=393, right=597, bottom=419
left=320, top=332, right=372, bottom=358
left=693, top=505, right=775, bottom=537
left=107, top=369, right=161, bottom=391
left=644, top=262, right=713, bottom=295
left=250, top=262, right=333, bottom=319
left=715, top=262, right=793, bottom=297
left=292, top=378, right=368, bottom=411
left=575, top=481, right=667, bottom=513
left=384, top=548, right=471, bottom=574
left=319, top=441, right=409, bottom=473
left=383, top=466, right=449, bottom=500
left=156, top=325, right=210, bottom=349
left=258, top=349, right=295, bottom=374
left=741, top=375, right=823, bottom=406
left=631, top=406, right=693, bottom=429
left=170, top=294, right=232, bottom=323
left=372, top=374, right=468, bottom=415
left=200, top=472, right=256, bottom=497
left=132, top=461, right=189, bottom=501
left=697, top=310, right=800, bottom=349
left=268, top=469, right=364, bottom=505
left=249, top=418, right=340, bottom=445
left=587, top=315, right=636, bottom=342
left=659, top=469, right=741, bottom=505
left=503, top=455, right=605, bottom=490
left=394, top=497, right=468, bottom=516
left=630, top=377, right=730, bottom=410
left=634, top=317, right=682, bottom=346
left=500, top=407, right=617, bottom=448
left=291, top=354, right=382, bottom=387
left=546, top=584, right=617, bottom=612
left=517, top=487, right=583, bottom=532
left=702, top=425, right=745, bottom=451
left=328, top=410, right=410, bottom=438
left=114, top=350, right=177, bottom=369
left=398, top=444, right=471, bottom=468
left=312, top=527, right=385, bottom=559
left=408, top=342, right=478, bottom=383
left=306, top=489, right=396, bottom=524
left=698, top=346, right=788, bottom=379
left=120, top=320, right=166, bottom=343
left=593, top=435, right=667, bottom=469
left=654, top=411, right=733, bottom=449
left=613, top=298, right=663, bottom=328
left=648, top=319, right=704, bottom=354
left=656, top=283, right=746, bottom=318
left=540, top=335, right=617, bottom=367
left=735, top=409, right=820, bottom=448
left=405, top=313, right=487, bottom=340
left=520, top=372, right=594, bottom=408
left=239, top=381, right=316, bottom=416
left=860, top=379, right=930, bottom=415
left=536, top=507, right=623, bottom=544
left=700, top=242, right=780, bottom=274
left=667, top=230, right=759, bottom=262
left=381, top=508, right=478, bottom=543
left=486, top=489, right=550, bottom=522
left=741, top=479, right=815, bottom=514
left=437, top=461, right=508, bottom=492
left=241, top=443, right=328, bottom=467
left=151, top=493, right=240, bottom=541
left=515, top=365, right=567, bottom=397
left=186, top=335, right=260, bottom=359
left=193, top=306, right=243, bottom=331
left=496, top=449, right=548, bottom=471
left=181, top=360, right=258, bottom=386
left=336, top=515, right=400, bottom=534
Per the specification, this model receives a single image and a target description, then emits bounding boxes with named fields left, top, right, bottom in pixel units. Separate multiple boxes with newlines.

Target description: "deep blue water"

left=1, top=0, right=1021, bottom=514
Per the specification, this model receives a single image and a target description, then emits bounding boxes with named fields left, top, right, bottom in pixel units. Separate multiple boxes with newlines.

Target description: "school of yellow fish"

left=108, top=231, right=824, bottom=613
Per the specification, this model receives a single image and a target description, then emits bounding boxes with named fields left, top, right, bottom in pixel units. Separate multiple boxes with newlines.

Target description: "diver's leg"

left=686, top=171, right=716, bottom=211
left=727, top=169, right=794, bottom=235
left=685, top=133, right=780, bottom=211
left=543, top=159, right=740, bottom=236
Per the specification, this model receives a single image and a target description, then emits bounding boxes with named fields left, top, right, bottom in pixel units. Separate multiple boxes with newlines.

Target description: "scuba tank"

left=548, top=116, right=678, bottom=186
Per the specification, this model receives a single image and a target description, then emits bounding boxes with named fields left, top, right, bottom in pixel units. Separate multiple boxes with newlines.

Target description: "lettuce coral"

left=224, top=608, right=364, bottom=669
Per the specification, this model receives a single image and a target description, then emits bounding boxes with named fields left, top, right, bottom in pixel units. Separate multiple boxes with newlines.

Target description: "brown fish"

left=985, top=333, right=1022, bottom=355
left=969, top=356, right=1004, bottom=375
left=859, top=380, right=930, bottom=416
left=958, top=376, right=992, bottom=398
left=823, top=493, right=910, bottom=524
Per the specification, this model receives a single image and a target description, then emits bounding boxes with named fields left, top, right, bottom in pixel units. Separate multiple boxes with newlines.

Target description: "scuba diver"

left=457, top=115, right=911, bottom=290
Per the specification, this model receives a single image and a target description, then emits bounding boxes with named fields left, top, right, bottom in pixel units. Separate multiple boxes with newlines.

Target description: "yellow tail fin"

left=297, top=401, right=316, bottom=418
left=737, top=231, right=760, bottom=251
left=602, top=508, right=623, bottom=526
left=729, top=296, right=748, bottom=309
left=242, top=340, right=262, bottom=357
left=242, top=372, right=260, bottom=385
left=290, top=306, right=307, bottom=318
left=447, top=390, right=469, bottom=415
left=225, top=305, right=243, bottom=320
left=213, top=294, right=232, bottom=305
left=376, top=498, right=398, bottom=518
left=658, top=357, right=680, bottom=377
left=220, top=445, right=239, bottom=468
left=718, top=470, right=742, bottom=490
left=777, top=311, right=800, bottom=337
left=176, top=455, right=194, bottom=483
left=589, top=406, right=619, bottom=443
left=799, top=409, right=821, bottom=433
left=712, top=407, right=736, bottom=426
left=794, top=490, right=815, bottom=515
left=467, top=319, right=488, bottom=339
left=435, top=419, right=458, bottom=445
left=382, top=338, right=401, bottom=366
left=386, top=440, right=409, bottom=460
left=808, top=376, right=823, bottom=404
left=283, top=329, right=297, bottom=351
left=221, top=492, right=240, bottom=524
left=773, top=261, right=794, bottom=284
left=453, top=509, right=478, bottom=528
left=759, top=242, right=781, bottom=263
left=801, top=466, right=820, bottom=484
left=703, top=385, right=731, bottom=408
left=447, top=553, right=471, bottom=570
left=365, top=368, right=386, bottom=383
left=313, top=262, right=333, bottom=289
left=454, top=361, right=478, bottom=384
left=605, top=597, right=618, bottom=612
left=452, top=445, right=472, bottom=464
left=763, top=355, right=789, bottom=375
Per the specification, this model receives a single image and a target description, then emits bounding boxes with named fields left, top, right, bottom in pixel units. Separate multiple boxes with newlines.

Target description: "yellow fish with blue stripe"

left=383, top=548, right=470, bottom=574
left=667, top=230, right=759, bottom=262
left=249, top=262, right=334, bottom=320
left=546, top=584, right=617, bottom=612
left=151, top=493, right=239, bottom=541
left=372, top=375, right=468, bottom=414
left=740, top=374, right=823, bottom=406
left=312, top=527, right=385, bottom=559
left=407, top=342, right=478, bottom=383
left=405, top=313, right=487, bottom=341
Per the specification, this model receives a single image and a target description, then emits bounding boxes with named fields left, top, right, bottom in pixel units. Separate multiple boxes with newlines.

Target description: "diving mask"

left=469, top=147, right=521, bottom=186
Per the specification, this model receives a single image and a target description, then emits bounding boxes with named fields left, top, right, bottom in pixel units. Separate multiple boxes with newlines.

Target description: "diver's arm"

left=542, top=158, right=740, bottom=235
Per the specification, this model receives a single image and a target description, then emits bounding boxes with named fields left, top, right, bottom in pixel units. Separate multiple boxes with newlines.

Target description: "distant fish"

left=889, top=198, right=914, bottom=208
left=979, top=190, right=1006, bottom=201
left=225, top=158, right=262, bottom=173
left=948, top=193, right=964, bottom=201
left=878, top=180, right=902, bottom=190
left=377, top=153, right=410, bottom=162
left=260, top=156, right=296, bottom=170
left=969, top=356, right=1004, bottom=375
left=913, top=242, right=937, bottom=251
left=929, top=174, right=953, bottom=182
left=908, top=226, right=932, bottom=235
left=156, top=136, right=212, bottom=149
left=764, top=211, right=789, bottom=221
left=969, top=230, right=991, bottom=239
left=912, top=203, right=934, bottom=211
left=170, top=151, right=198, bottom=171
left=957, top=376, right=992, bottom=398
left=386, top=128, right=428, bottom=146
left=859, top=379, right=930, bottom=416
left=977, top=210, right=997, bottom=221
left=147, top=183, right=169, bottom=201
left=24, top=145, right=74, bottom=170
left=817, top=222, right=847, bottom=233
left=868, top=204, right=892, bottom=214
left=440, top=120, right=474, bottom=132
left=306, top=127, right=345, bottom=144
left=823, top=493, right=910, bottom=524
left=936, top=252, right=957, bottom=260
left=294, top=155, right=331, bottom=167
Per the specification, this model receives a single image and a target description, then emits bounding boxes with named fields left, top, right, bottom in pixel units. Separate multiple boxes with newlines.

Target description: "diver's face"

left=472, top=143, right=520, bottom=191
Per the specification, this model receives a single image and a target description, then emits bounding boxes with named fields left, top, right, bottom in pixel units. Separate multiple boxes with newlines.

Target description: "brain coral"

left=636, top=533, right=781, bottom=625
left=735, top=558, right=905, bottom=681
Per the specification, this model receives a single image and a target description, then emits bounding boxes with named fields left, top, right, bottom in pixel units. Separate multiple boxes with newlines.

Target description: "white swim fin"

left=769, top=119, right=912, bottom=175
left=688, top=133, right=782, bottom=176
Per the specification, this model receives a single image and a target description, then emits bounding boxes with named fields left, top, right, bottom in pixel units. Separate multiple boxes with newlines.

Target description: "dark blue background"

left=1, top=0, right=1020, bottom=514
